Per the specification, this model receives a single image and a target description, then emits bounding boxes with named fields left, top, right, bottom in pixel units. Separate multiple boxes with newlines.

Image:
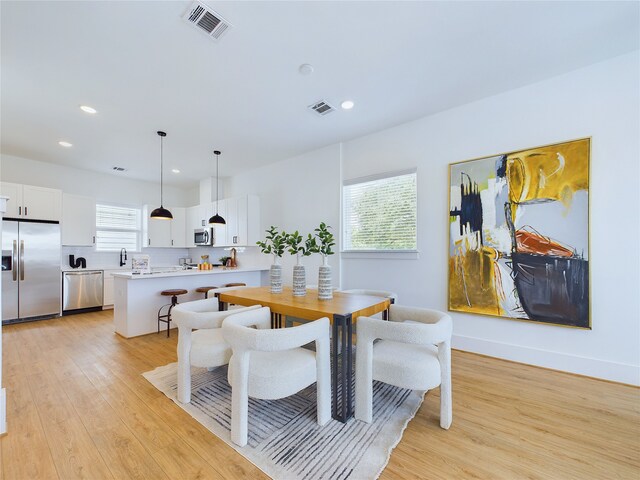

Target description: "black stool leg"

left=166, top=295, right=179, bottom=337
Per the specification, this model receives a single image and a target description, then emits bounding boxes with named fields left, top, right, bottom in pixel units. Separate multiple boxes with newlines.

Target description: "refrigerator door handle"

left=20, top=240, right=25, bottom=281
left=12, top=240, right=17, bottom=281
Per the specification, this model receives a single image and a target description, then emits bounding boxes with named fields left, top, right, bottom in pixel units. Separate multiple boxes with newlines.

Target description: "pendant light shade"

left=150, top=131, right=173, bottom=220
left=208, top=150, right=226, bottom=225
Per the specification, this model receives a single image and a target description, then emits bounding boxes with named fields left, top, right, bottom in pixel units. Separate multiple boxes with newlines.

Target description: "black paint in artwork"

left=450, top=172, right=484, bottom=241
left=512, top=253, right=589, bottom=328
left=496, top=155, right=507, bottom=178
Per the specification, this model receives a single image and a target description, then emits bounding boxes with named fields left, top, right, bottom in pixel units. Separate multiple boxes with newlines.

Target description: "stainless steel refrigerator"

left=1, top=220, right=61, bottom=324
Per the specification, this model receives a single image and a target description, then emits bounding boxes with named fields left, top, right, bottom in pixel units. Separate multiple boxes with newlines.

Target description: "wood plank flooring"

left=1, top=310, right=638, bottom=479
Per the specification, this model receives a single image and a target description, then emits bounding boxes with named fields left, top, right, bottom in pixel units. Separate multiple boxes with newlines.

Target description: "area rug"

left=143, top=363, right=425, bottom=480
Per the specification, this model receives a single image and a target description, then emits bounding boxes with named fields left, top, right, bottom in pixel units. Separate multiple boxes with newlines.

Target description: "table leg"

left=332, top=313, right=353, bottom=422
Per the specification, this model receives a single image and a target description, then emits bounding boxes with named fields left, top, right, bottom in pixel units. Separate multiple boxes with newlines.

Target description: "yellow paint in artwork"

left=449, top=241, right=504, bottom=316
left=506, top=138, right=589, bottom=209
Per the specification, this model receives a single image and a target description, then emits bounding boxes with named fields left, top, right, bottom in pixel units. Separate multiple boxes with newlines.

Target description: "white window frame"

left=95, top=203, right=142, bottom=252
left=342, top=168, right=418, bottom=258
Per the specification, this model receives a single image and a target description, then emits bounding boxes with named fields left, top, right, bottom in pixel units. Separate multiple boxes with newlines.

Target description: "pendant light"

left=208, top=150, right=226, bottom=225
left=150, top=131, right=173, bottom=220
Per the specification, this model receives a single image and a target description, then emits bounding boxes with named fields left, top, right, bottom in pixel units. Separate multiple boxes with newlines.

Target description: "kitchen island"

left=112, top=267, right=268, bottom=337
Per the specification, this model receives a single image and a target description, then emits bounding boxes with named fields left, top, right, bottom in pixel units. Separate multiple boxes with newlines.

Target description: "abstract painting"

left=448, top=138, right=590, bottom=328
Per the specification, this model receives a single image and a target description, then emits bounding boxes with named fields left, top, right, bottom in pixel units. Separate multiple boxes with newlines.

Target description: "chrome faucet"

left=120, top=248, right=127, bottom=267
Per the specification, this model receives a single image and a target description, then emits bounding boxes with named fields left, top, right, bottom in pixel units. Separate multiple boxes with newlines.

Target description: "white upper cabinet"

left=170, top=207, right=186, bottom=248
left=0, top=182, right=62, bottom=221
left=143, top=205, right=188, bottom=248
left=62, top=193, right=96, bottom=246
left=143, top=205, right=172, bottom=248
left=211, top=199, right=227, bottom=247
left=224, top=195, right=260, bottom=247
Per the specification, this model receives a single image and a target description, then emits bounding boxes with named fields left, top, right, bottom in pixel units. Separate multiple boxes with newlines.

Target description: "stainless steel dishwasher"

left=62, top=270, right=103, bottom=314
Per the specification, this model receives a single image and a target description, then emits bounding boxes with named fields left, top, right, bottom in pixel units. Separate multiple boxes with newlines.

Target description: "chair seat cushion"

left=372, top=340, right=441, bottom=390
left=190, top=329, right=232, bottom=367
left=229, top=348, right=317, bottom=400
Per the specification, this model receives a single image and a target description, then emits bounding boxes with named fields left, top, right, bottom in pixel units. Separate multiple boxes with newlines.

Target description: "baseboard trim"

left=452, top=334, right=640, bottom=386
left=0, top=388, right=6, bottom=435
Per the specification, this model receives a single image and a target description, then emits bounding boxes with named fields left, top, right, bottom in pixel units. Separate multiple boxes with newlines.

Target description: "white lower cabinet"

left=103, top=270, right=117, bottom=307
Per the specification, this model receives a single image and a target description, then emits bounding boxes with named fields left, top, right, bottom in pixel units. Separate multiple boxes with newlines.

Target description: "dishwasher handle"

left=65, top=271, right=102, bottom=275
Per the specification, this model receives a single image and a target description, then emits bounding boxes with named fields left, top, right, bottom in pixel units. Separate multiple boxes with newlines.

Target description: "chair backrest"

left=223, top=307, right=330, bottom=352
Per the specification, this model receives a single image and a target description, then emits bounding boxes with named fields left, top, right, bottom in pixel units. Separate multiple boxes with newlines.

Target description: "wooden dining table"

left=217, top=286, right=391, bottom=422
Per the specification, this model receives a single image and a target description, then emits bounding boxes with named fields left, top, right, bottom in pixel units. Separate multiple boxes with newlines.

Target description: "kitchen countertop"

left=112, top=266, right=268, bottom=280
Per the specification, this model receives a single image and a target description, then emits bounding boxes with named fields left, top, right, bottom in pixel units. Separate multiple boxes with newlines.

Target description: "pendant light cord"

left=160, top=135, right=164, bottom=206
left=216, top=152, right=219, bottom=214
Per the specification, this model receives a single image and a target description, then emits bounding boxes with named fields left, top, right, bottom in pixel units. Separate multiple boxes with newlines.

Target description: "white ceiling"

left=1, top=1, right=638, bottom=188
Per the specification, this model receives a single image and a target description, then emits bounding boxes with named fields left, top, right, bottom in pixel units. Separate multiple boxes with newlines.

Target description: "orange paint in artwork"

left=515, top=229, right=573, bottom=257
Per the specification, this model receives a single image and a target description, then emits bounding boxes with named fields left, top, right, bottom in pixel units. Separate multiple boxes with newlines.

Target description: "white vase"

left=270, top=258, right=282, bottom=294
left=318, top=256, right=332, bottom=300
left=292, top=254, right=306, bottom=296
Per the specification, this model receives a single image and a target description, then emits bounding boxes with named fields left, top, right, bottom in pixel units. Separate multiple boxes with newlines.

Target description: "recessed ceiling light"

left=341, top=100, right=355, bottom=110
left=172, top=169, right=180, bottom=174
left=80, top=105, right=97, bottom=114
left=58, top=141, right=73, bottom=147
left=298, top=63, right=314, bottom=75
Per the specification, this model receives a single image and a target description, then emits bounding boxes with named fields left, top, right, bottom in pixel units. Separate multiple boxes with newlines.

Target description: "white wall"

left=341, top=52, right=640, bottom=385
left=226, top=144, right=342, bottom=286
left=0, top=154, right=197, bottom=207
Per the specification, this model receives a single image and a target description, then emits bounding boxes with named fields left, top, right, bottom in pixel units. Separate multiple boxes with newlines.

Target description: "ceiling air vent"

left=112, top=166, right=127, bottom=172
left=183, top=1, right=231, bottom=41
left=308, top=100, right=335, bottom=116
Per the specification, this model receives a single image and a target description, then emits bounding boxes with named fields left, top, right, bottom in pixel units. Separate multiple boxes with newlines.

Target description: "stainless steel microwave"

left=194, top=228, right=213, bottom=246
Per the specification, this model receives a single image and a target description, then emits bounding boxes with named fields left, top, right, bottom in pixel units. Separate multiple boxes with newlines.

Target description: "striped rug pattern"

left=144, top=363, right=425, bottom=479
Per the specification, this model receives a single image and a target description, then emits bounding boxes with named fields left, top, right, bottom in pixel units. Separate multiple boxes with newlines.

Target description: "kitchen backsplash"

left=62, top=247, right=189, bottom=270
left=62, top=246, right=269, bottom=270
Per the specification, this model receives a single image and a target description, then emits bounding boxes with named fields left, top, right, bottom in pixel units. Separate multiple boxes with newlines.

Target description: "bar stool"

left=195, top=286, right=218, bottom=299
left=225, top=282, right=246, bottom=288
left=158, top=289, right=188, bottom=337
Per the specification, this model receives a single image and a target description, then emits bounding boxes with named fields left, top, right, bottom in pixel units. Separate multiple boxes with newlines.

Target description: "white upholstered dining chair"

left=172, top=296, right=261, bottom=404
left=355, top=304, right=453, bottom=429
left=222, top=307, right=331, bottom=447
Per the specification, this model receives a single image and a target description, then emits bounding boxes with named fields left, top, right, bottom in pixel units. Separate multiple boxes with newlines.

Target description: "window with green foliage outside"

left=342, top=169, right=417, bottom=251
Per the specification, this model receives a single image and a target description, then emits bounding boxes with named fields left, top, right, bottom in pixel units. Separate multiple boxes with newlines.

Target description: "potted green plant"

left=286, top=231, right=317, bottom=296
left=256, top=226, right=287, bottom=293
left=314, top=222, right=335, bottom=299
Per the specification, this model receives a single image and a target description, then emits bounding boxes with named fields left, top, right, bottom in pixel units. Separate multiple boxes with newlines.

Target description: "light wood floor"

left=0, top=310, right=638, bottom=479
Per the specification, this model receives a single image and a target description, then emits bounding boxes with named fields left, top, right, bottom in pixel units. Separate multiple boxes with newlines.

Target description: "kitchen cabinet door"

left=185, top=205, right=200, bottom=247
left=22, top=185, right=62, bottom=221
left=211, top=199, right=227, bottom=247
left=0, top=182, right=62, bottom=221
left=0, top=182, right=23, bottom=218
left=62, top=193, right=96, bottom=246
left=143, top=205, right=172, bottom=248
left=225, top=195, right=260, bottom=246
left=103, top=271, right=115, bottom=306
left=170, top=207, right=186, bottom=248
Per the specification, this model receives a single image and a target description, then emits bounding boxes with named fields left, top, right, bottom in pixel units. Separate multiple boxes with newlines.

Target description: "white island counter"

left=113, top=267, right=268, bottom=337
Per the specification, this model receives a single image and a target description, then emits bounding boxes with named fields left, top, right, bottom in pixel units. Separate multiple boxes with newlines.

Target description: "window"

left=343, top=169, right=417, bottom=251
left=95, top=204, right=141, bottom=252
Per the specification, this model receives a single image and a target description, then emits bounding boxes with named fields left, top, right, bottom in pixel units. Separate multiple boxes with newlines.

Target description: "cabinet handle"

left=171, top=239, right=174, bottom=246
left=18, top=206, right=21, bottom=216
left=201, top=220, right=205, bottom=227
left=93, top=236, right=96, bottom=244
left=233, top=236, right=238, bottom=244
left=148, top=238, right=151, bottom=246
left=24, top=206, right=28, bottom=216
